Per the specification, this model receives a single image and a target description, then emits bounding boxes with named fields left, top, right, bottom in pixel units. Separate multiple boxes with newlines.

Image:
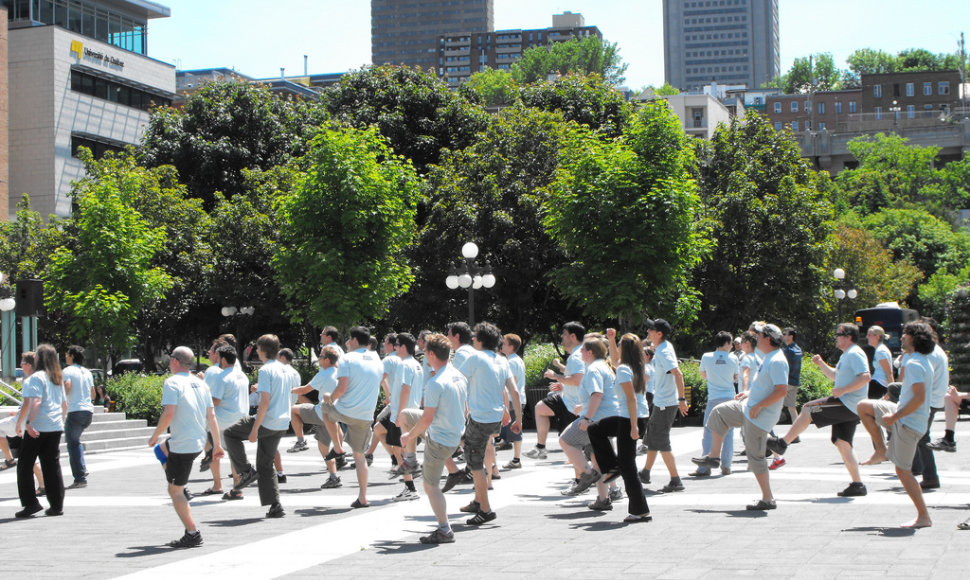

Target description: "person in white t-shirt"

left=62, top=345, right=95, bottom=489
left=524, top=322, right=586, bottom=460
left=690, top=332, right=739, bottom=478
left=499, top=333, right=527, bottom=470
left=272, top=348, right=302, bottom=484
left=148, top=346, right=223, bottom=548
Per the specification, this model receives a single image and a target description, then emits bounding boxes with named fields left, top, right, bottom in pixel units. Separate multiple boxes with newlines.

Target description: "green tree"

left=273, top=124, right=420, bottom=327
left=0, top=195, right=67, bottom=281
left=518, top=73, right=633, bottom=138
left=46, top=150, right=173, bottom=362
left=693, top=113, right=834, bottom=345
left=141, top=81, right=325, bottom=206
left=462, top=68, right=519, bottom=108
left=653, top=82, right=680, bottom=96
left=918, top=265, right=970, bottom=324
left=862, top=208, right=970, bottom=278
left=769, top=53, right=842, bottom=93
left=394, top=106, right=584, bottom=339
left=543, top=102, right=708, bottom=326
left=945, top=286, right=970, bottom=393
left=843, top=48, right=899, bottom=87
left=321, top=65, right=489, bottom=174
left=511, top=35, right=628, bottom=85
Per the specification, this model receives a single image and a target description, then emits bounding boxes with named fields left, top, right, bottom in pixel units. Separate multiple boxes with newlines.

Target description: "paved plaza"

left=1, top=419, right=969, bottom=579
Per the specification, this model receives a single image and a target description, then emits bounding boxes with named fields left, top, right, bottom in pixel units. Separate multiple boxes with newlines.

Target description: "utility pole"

left=960, top=33, right=967, bottom=119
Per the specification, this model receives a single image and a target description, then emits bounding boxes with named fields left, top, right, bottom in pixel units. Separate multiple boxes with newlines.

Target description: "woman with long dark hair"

left=588, top=330, right=652, bottom=522
left=15, top=343, right=66, bottom=517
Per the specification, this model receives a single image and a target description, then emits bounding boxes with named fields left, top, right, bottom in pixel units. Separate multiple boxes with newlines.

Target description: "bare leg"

left=322, top=416, right=344, bottom=454
left=210, top=455, right=224, bottom=491
left=644, top=449, right=657, bottom=470
left=754, top=471, right=773, bottom=503
left=560, top=439, right=589, bottom=478
left=782, top=409, right=814, bottom=443
left=424, top=478, right=449, bottom=526
left=34, top=463, right=45, bottom=489
left=0, top=439, right=13, bottom=461
left=535, top=402, right=554, bottom=446
left=354, top=451, right=368, bottom=504
left=897, top=466, right=932, bottom=528
left=291, top=408, right=305, bottom=440
left=705, top=430, right=727, bottom=459
left=943, top=392, right=960, bottom=431
left=512, top=440, right=522, bottom=460
left=485, top=440, right=496, bottom=481
left=835, top=439, right=862, bottom=483
left=169, top=484, right=197, bottom=531
left=317, top=441, right=337, bottom=476
left=856, top=402, right=888, bottom=465
left=472, top=469, right=491, bottom=512
left=660, top=451, right=679, bottom=478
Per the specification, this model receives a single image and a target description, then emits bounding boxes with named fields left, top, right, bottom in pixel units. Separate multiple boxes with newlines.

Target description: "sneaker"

left=561, top=479, right=587, bottom=496
left=608, top=486, right=624, bottom=502
left=745, top=499, right=777, bottom=511
left=67, top=480, right=87, bottom=489
left=466, top=510, right=497, bottom=526
left=276, top=473, right=287, bottom=484
left=460, top=500, right=481, bottom=513
left=365, top=453, right=374, bottom=466
left=573, top=469, right=601, bottom=494
left=837, top=482, right=867, bottom=497
left=495, top=441, right=513, bottom=451
left=320, top=476, right=342, bottom=489
left=660, top=479, right=685, bottom=493
left=920, top=479, right=941, bottom=490
left=199, top=449, right=212, bottom=473
left=503, top=459, right=522, bottom=470
left=638, top=468, right=651, bottom=484
left=420, top=528, right=455, bottom=544
left=392, top=487, right=420, bottom=502
left=460, top=468, right=474, bottom=484
left=721, top=467, right=732, bottom=476
left=690, top=456, right=721, bottom=468
left=442, top=471, right=464, bottom=493
left=636, top=443, right=648, bottom=456
left=167, top=530, right=203, bottom=548
left=766, top=436, right=788, bottom=456
left=688, top=470, right=711, bottom=477
left=183, top=489, right=193, bottom=501
left=588, top=496, right=613, bottom=511
left=324, top=448, right=344, bottom=461
left=45, top=508, right=63, bottom=516
left=234, top=467, right=258, bottom=491
left=523, top=447, right=547, bottom=460
left=287, top=440, right=309, bottom=453
left=927, top=438, right=956, bottom=452
left=769, top=458, right=786, bottom=471
left=266, top=503, right=285, bottom=518
left=335, top=454, right=348, bottom=470
left=15, top=504, right=43, bottom=518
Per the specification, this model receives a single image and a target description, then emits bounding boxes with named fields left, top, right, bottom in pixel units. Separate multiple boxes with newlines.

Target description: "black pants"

left=18, top=430, right=65, bottom=511
left=588, top=416, right=649, bottom=515
left=224, top=416, right=284, bottom=506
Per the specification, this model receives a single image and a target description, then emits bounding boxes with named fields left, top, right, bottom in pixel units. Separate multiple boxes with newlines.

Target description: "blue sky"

left=150, top=1, right=969, bottom=88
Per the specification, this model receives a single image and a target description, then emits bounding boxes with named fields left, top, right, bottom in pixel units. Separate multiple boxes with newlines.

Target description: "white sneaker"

left=523, top=447, right=547, bottom=460
left=287, top=440, right=308, bottom=453
left=392, top=487, right=420, bottom=502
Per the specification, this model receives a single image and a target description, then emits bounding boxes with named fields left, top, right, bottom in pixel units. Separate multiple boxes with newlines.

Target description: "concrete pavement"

left=1, top=418, right=969, bottom=579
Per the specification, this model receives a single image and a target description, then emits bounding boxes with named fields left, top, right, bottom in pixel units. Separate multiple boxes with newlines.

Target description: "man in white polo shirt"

left=525, top=322, right=586, bottom=460
left=690, top=332, right=738, bottom=477
left=148, top=346, right=223, bottom=548
left=223, top=334, right=290, bottom=518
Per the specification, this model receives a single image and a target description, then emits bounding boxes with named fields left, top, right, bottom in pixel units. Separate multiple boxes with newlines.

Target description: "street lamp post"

left=221, top=305, right=254, bottom=364
left=833, top=268, right=858, bottom=322
left=444, top=242, right=496, bottom=326
left=889, top=99, right=901, bottom=133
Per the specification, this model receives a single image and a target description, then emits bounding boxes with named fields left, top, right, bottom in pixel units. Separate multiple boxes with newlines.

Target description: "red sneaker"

left=769, top=457, right=786, bottom=471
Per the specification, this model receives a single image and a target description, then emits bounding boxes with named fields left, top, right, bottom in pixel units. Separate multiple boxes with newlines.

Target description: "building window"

left=774, top=122, right=782, bottom=131
left=873, top=84, right=882, bottom=99
left=773, top=102, right=781, bottom=113
left=835, top=101, right=842, bottom=114
left=907, top=105, right=915, bottom=119
left=70, top=69, right=171, bottom=111
left=849, top=101, right=857, bottom=113
left=817, top=102, right=825, bottom=114
left=791, top=121, right=799, bottom=131
left=790, top=101, right=798, bottom=112
left=939, top=81, right=950, bottom=95
left=71, top=134, right=124, bottom=159
left=906, top=82, right=915, bottom=97
left=874, top=106, right=882, bottom=120
left=924, top=104, right=934, bottom=118
left=819, top=122, right=826, bottom=131
left=924, top=82, right=933, bottom=96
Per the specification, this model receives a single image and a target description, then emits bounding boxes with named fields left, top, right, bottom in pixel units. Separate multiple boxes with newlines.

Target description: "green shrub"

left=797, top=356, right=832, bottom=405
left=680, top=359, right=705, bottom=415
left=105, top=373, right=167, bottom=425
left=524, top=342, right=559, bottom=394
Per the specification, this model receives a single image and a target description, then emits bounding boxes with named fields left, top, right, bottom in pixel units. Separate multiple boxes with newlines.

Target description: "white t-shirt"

left=899, top=353, right=932, bottom=433
left=161, top=372, right=213, bottom=454
left=425, top=364, right=468, bottom=448
left=457, top=349, right=511, bottom=423
left=506, top=353, right=527, bottom=401
left=615, top=364, right=649, bottom=419
left=210, top=366, right=250, bottom=428
left=282, top=363, right=302, bottom=406
left=561, top=345, right=586, bottom=410
left=925, top=344, right=949, bottom=409
left=871, top=343, right=893, bottom=386
left=743, top=349, right=789, bottom=433
left=256, top=360, right=292, bottom=431
left=22, top=370, right=65, bottom=432
left=579, top=359, right=618, bottom=421
left=700, top=350, right=739, bottom=401
left=390, top=356, right=424, bottom=420
left=835, top=344, right=870, bottom=415
left=651, top=340, right=680, bottom=407
left=335, top=348, right=383, bottom=421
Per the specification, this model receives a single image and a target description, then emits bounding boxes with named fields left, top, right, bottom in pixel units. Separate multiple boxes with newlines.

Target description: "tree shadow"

left=840, top=526, right=916, bottom=537
left=686, top=508, right=768, bottom=518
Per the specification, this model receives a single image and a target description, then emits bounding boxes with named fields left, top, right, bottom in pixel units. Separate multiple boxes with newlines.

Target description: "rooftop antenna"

left=304, top=55, right=308, bottom=76
left=280, top=67, right=285, bottom=81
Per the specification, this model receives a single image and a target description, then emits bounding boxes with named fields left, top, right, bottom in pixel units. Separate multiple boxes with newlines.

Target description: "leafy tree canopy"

left=511, top=35, right=628, bottom=85
left=461, top=68, right=520, bottom=108
left=862, top=208, right=970, bottom=279
left=518, top=73, right=633, bottom=138
left=767, top=53, right=842, bottom=93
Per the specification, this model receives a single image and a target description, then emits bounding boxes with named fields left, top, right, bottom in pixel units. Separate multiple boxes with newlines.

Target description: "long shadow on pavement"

left=840, top=526, right=917, bottom=537
left=116, top=545, right=177, bottom=558
left=371, top=539, right=438, bottom=554
left=293, top=507, right=353, bottom=517
left=544, top=510, right=607, bottom=520
left=686, top=509, right=768, bottom=518
left=205, top=517, right=266, bottom=527
left=569, top=520, right=627, bottom=531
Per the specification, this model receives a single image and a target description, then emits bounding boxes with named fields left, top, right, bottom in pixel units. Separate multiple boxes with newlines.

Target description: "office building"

left=1, top=6, right=8, bottom=219
left=4, top=0, right=175, bottom=220
left=663, top=0, right=779, bottom=92
left=437, top=12, right=601, bottom=86
left=372, top=0, right=493, bottom=72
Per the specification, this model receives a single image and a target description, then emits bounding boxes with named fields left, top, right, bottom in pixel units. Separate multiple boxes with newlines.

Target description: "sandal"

left=199, top=488, right=224, bottom=496
left=0, top=459, right=16, bottom=470
left=745, top=499, right=777, bottom=511
left=957, top=519, right=970, bottom=531
left=623, top=513, right=652, bottom=523
left=350, top=498, right=370, bottom=509
left=222, top=490, right=244, bottom=501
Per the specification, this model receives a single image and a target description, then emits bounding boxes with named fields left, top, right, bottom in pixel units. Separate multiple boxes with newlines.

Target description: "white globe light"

left=241, top=306, right=255, bottom=316
left=461, top=242, right=479, bottom=260
left=847, top=289, right=858, bottom=299
left=458, top=273, right=473, bottom=288
left=833, top=268, right=845, bottom=280
left=482, top=273, right=496, bottom=288
left=0, top=297, right=15, bottom=312
left=222, top=306, right=237, bottom=317
left=446, top=275, right=459, bottom=289
left=834, top=289, right=846, bottom=300
left=473, top=275, right=483, bottom=289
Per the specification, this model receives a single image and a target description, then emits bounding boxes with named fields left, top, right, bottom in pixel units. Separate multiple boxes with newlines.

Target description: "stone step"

left=70, top=426, right=156, bottom=443
left=87, top=418, right=149, bottom=431
left=64, top=436, right=152, bottom=454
